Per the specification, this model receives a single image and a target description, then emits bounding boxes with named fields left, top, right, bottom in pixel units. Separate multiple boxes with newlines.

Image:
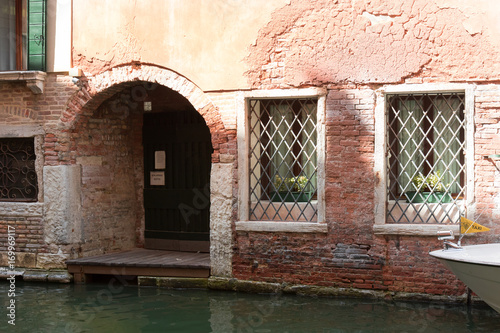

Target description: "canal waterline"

left=1, top=281, right=500, bottom=332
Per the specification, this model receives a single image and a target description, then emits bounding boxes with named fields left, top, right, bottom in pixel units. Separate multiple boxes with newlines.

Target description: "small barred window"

left=0, top=138, right=38, bottom=202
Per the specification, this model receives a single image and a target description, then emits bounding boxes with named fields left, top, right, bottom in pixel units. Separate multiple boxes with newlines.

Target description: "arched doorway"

left=143, top=87, right=213, bottom=252
left=142, top=86, right=213, bottom=252
left=64, top=65, right=233, bottom=273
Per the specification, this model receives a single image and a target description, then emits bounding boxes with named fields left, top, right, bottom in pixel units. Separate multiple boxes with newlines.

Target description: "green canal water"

left=1, top=281, right=500, bottom=333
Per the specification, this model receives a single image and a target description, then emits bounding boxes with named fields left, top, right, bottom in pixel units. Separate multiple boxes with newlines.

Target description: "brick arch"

left=62, top=63, right=228, bottom=162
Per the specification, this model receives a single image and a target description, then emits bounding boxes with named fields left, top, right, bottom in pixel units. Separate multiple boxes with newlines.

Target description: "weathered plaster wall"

left=46, top=0, right=72, bottom=72
left=245, top=0, right=500, bottom=88
left=72, top=0, right=289, bottom=90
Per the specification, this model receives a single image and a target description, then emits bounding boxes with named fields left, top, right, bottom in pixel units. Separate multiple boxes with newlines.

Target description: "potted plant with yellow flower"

left=405, top=171, right=452, bottom=203
left=270, top=175, right=312, bottom=202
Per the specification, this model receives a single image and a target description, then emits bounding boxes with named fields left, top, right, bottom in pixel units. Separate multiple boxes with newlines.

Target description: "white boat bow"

left=430, top=243, right=500, bottom=313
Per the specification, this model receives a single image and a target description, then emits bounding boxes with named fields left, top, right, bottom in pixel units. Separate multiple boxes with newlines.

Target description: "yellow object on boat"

left=460, top=216, right=490, bottom=234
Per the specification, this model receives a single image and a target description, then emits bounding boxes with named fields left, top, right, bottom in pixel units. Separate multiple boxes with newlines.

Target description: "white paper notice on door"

left=155, top=151, right=166, bottom=169
left=150, top=171, right=165, bottom=186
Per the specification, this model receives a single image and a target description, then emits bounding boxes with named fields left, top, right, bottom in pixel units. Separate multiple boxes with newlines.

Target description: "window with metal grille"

left=386, top=92, right=465, bottom=224
left=248, top=98, right=318, bottom=221
left=0, top=138, right=38, bottom=201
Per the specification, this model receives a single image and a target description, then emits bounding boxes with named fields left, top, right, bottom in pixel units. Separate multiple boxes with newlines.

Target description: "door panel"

left=143, top=109, right=212, bottom=252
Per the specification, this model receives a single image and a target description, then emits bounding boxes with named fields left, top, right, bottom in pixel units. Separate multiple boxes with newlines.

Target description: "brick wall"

left=0, top=75, right=77, bottom=125
left=325, top=87, right=376, bottom=230
left=233, top=84, right=499, bottom=298
left=0, top=74, right=78, bottom=268
left=0, top=217, right=47, bottom=268
left=233, top=232, right=465, bottom=296
left=0, top=218, right=45, bottom=253
left=68, top=95, right=141, bottom=256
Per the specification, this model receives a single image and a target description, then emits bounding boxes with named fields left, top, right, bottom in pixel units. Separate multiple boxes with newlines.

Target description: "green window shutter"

left=27, top=0, right=46, bottom=71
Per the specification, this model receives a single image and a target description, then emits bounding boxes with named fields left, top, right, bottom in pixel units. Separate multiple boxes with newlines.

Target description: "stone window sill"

left=373, top=224, right=459, bottom=236
left=236, top=221, right=328, bottom=233
left=0, top=71, right=46, bottom=94
left=0, top=202, right=44, bottom=217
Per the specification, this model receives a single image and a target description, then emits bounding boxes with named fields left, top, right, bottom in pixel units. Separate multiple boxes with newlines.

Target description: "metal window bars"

left=386, top=93, right=466, bottom=224
left=0, top=138, right=38, bottom=201
left=248, top=98, right=318, bottom=221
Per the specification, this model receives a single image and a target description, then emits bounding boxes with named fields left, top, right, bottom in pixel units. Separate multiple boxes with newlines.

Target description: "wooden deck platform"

left=66, top=248, right=210, bottom=284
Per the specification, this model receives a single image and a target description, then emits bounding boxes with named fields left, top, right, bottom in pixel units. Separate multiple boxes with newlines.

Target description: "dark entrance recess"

left=143, top=89, right=213, bottom=252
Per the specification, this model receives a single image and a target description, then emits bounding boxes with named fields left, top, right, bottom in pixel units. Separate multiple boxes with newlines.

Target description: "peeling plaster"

left=246, top=0, right=500, bottom=87
left=362, top=12, right=394, bottom=25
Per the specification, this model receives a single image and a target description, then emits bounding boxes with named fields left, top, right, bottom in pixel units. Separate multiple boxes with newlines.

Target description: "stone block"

left=23, top=270, right=48, bottom=282
left=0, top=267, right=25, bottom=278
left=15, top=252, right=37, bottom=268
left=43, top=164, right=82, bottom=245
left=47, top=270, right=72, bottom=283
left=137, top=276, right=157, bottom=287
left=156, top=277, right=208, bottom=289
left=0, top=253, right=7, bottom=266
left=36, top=253, right=68, bottom=269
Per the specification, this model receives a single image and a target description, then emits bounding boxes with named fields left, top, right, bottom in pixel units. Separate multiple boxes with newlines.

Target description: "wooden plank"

left=67, top=249, right=212, bottom=283
left=144, top=253, right=208, bottom=266
left=67, top=264, right=209, bottom=278
left=66, top=258, right=210, bottom=268
left=66, top=249, right=210, bottom=269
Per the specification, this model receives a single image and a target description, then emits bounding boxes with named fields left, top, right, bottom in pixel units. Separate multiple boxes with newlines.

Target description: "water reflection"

left=0, top=281, right=499, bottom=332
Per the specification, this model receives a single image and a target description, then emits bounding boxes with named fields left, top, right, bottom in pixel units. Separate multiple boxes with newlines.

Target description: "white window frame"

left=236, top=88, right=327, bottom=233
left=374, top=83, right=475, bottom=235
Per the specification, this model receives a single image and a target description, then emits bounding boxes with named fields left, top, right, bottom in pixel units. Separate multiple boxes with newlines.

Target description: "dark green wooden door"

left=143, top=109, right=212, bottom=252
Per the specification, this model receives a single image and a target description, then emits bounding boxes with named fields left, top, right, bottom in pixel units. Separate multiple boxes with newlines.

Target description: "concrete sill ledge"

left=0, top=71, right=46, bottom=94
left=236, top=221, right=328, bottom=233
left=373, top=224, right=460, bottom=236
left=0, top=267, right=72, bottom=283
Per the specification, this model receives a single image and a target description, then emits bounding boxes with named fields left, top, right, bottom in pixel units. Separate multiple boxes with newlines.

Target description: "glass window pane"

left=0, top=0, right=17, bottom=70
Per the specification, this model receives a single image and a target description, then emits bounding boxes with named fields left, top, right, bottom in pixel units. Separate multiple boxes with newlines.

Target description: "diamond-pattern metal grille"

left=249, top=98, right=318, bottom=221
left=386, top=93, right=465, bottom=224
